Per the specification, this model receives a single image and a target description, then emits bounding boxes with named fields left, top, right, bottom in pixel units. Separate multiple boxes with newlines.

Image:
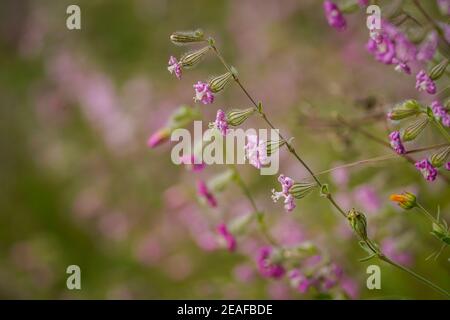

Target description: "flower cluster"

left=415, top=159, right=438, bottom=182
left=193, top=81, right=214, bottom=105
left=244, top=134, right=270, bottom=169
left=256, top=246, right=285, bottom=279
left=323, top=1, right=346, bottom=31
left=416, top=70, right=437, bottom=95
left=210, top=109, right=229, bottom=136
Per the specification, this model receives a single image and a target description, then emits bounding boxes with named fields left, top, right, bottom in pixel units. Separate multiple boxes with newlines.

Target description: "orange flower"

left=389, top=192, right=416, bottom=210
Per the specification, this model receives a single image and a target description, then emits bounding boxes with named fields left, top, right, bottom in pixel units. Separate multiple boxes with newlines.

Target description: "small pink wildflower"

left=323, top=1, right=347, bottom=31
left=244, top=134, right=270, bottom=169
left=389, top=131, right=406, bottom=154
left=256, top=246, right=285, bottom=279
left=197, top=180, right=218, bottom=207
left=415, top=159, right=438, bottom=182
left=193, top=81, right=214, bottom=105
left=216, top=223, right=236, bottom=252
left=147, top=128, right=170, bottom=148
left=431, top=100, right=450, bottom=127
left=211, top=109, right=229, bottom=136
left=415, top=70, right=436, bottom=94
left=271, top=174, right=296, bottom=212
left=167, top=56, right=182, bottom=79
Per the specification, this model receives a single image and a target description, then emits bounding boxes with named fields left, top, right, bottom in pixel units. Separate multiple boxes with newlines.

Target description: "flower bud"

left=226, top=107, right=255, bottom=126
left=147, top=127, right=171, bottom=148
left=401, top=116, right=429, bottom=142
left=429, top=59, right=449, bottom=81
left=389, top=192, right=417, bottom=210
left=347, top=209, right=368, bottom=241
left=170, top=29, right=205, bottom=45
left=289, top=181, right=318, bottom=199
left=266, top=139, right=286, bottom=157
left=387, top=100, right=422, bottom=120
left=208, top=72, right=233, bottom=93
left=179, top=46, right=211, bottom=69
left=430, top=146, right=450, bottom=168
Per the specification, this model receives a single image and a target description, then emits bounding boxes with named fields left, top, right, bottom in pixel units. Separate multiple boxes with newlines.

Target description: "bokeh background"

left=0, top=0, right=449, bottom=299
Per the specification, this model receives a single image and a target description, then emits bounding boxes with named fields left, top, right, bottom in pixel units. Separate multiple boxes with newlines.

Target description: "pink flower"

left=193, top=81, right=214, bottom=105
left=211, top=109, right=229, bottom=136
left=216, top=223, right=236, bottom=252
left=389, top=131, right=406, bottom=154
left=244, top=134, right=269, bottom=169
left=416, top=70, right=436, bottom=94
left=147, top=128, right=170, bottom=148
left=446, top=162, right=450, bottom=171
left=415, top=159, right=438, bottom=182
left=256, top=246, right=285, bottom=279
left=197, top=180, right=218, bottom=207
left=271, top=174, right=296, bottom=212
left=180, top=154, right=205, bottom=172
left=431, top=100, right=450, bottom=127
left=167, top=56, right=182, bottom=79
left=289, top=269, right=313, bottom=293
left=416, top=32, right=438, bottom=62
left=323, top=1, right=347, bottom=31
left=366, top=33, right=396, bottom=65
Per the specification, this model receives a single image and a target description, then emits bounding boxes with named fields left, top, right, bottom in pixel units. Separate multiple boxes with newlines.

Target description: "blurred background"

left=0, top=0, right=449, bottom=299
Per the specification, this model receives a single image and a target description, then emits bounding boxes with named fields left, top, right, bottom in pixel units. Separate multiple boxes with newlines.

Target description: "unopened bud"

left=266, top=139, right=286, bottom=156
left=387, top=100, right=422, bottom=120
left=170, top=29, right=205, bottom=45
left=389, top=192, right=417, bottom=210
left=429, top=59, right=449, bottom=80
left=401, top=116, right=429, bottom=141
left=208, top=72, right=233, bottom=93
left=347, top=209, right=368, bottom=241
left=430, top=146, right=450, bottom=168
left=226, top=107, right=255, bottom=126
left=179, top=46, right=211, bottom=69
left=289, top=181, right=317, bottom=199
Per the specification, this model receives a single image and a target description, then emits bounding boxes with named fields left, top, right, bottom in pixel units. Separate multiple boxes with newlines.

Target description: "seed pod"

left=208, top=72, right=233, bottom=93
left=179, top=46, right=211, bottom=69
left=388, top=100, right=422, bottom=120
left=347, top=209, right=368, bottom=241
left=429, top=59, right=449, bottom=80
left=226, top=108, right=255, bottom=126
left=289, top=181, right=317, bottom=200
left=170, top=29, right=205, bottom=45
left=430, top=146, right=450, bottom=168
left=401, top=116, right=428, bottom=142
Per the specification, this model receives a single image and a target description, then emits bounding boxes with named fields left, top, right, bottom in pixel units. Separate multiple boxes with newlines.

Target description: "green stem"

left=379, top=255, right=450, bottom=298
left=432, top=118, right=450, bottom=144
left=231, top=166, right=279, bottom=247
left=416, top=202, right=441, bottom=226
left=209, top=40, right=449, bottom=297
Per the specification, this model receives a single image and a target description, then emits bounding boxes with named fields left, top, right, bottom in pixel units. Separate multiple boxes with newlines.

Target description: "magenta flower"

left=445, top=162, right=450, bottom=170
left=167, top=56, right=182, bottom=79
left=147, top=128, right=170, bottom=148
left=323, top=1, right=347, bottom=31
left=216, top=223, right=236, bottom=252
left=256, top=246, right=285, bottom=279
left=244, top=134, right=270, bottom=169
left=211, top=109, right=229, bottom=136
left=353, top=185, right=381, bottom=215
left=415, top=159, right=438, bottom=182
left=197, top=180, right=218, bottom=207
left=415, top=70, right=436, bottom=94
left=193, top=81, right=214, bottom=105
left=289, top=269, right=313, bottom=293
left=389, top=131, right=406, bottom=154
left=366, top=33, right=396, bottom=65
left=431, top=100, right=450, bottom=127
left=271, top=174, right=296, bottom=212
left=381, top=239, right=413, bottom=267
left=180, top=154, right=205, bottom=172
